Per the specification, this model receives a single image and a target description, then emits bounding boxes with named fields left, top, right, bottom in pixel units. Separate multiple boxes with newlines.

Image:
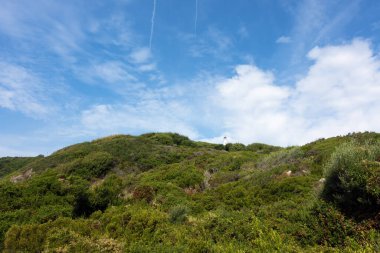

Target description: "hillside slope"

left=0, top=132, right=379, bottom=252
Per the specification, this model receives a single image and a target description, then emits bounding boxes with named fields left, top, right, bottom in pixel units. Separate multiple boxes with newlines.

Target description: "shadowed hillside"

left=0, top=132, right=379, bottom=252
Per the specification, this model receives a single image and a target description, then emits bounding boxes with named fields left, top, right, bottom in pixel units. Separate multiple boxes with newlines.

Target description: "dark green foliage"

left=93, top=134, right=190, bottom=171
left=141, top=163, right=204, bottom=189
left=4, top=223, right=48, bottom=253
left=141, top=132, right=195, bottom=147
left=72, top=189, right=92, bottom=217
left=202, top=210, right=254, bottom=242
left=246, top=143, right=282, bottom=154
left=69, top=151, right=115, bottom=179
left=225, top=143, right=246, bottom=151
left=169, top=205, right=189, bottom=223
left=213, top=144, right=225, bottom=150
left=0, top=156, right=40, bottom=178
left=306, top=201, right=357, bottom=247
left=322, top=141, right=380, bottom=216
left=131, top=185, right=155, bottom=203
left=90, top=175, right=124, bottom=211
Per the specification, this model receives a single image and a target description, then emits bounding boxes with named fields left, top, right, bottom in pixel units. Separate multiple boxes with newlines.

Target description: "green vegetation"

left=0, top=132, right=379, bottom=252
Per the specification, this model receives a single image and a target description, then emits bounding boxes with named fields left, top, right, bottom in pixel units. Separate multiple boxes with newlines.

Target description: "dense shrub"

left=45, top=228, right=123, bottom=253
left=4, top=223, right=49, bottom=253
left=169, top=205, right=189, bottom=224
left=142, top=163, right=204, bottom=189
left=322, top=141, right=380, bottom=215
left=213, top=144, right=225, bottom=150
left=171, top=133, right=195, bottom=147
left=306, top=201, right=357, bottom=247
left=81, top=151, right=115, bottom=178
left=90, top=175, right=124, bottom=211
left=203, top=211, right=254, bottom=242
left=132, top=185, right=155, bottom=203
left=141, top=132, right=195, bottom=147
left=246, top=143, right=282, bottom=154
left=72, top=189, right=92, bottom=217
left=69, top=151, right=115, bottom=179
left=225, top=143, right=246, bottom=151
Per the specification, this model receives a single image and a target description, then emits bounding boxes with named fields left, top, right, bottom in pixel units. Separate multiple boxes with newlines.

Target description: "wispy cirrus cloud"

left=0, top=62, right=53, bottom=117
left=312, top=0, right=361, bottom=45
left=89, top=61, right=137, bottom=84
left=0, top=1, right=87, bottom=62
left=277, top=0, right=362, bottom=69
left=180, top=26, right=233, bottom=59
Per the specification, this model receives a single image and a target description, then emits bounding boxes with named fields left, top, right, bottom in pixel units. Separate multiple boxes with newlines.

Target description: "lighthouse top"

left=223, top=136, right=227, bottom=146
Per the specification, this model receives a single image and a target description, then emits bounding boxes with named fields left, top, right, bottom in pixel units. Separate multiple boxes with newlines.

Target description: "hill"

left=0, top=132, right=379, bottom=252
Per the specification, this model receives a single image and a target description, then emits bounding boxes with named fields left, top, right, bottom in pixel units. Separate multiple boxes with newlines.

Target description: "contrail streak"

left=194, top=0, right=198, bottom=36
left=149, top=0, right=157, bottom=49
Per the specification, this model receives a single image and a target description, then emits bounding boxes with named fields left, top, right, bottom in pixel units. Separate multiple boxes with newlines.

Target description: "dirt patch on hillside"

left=10, top=169, right=33, bottom=183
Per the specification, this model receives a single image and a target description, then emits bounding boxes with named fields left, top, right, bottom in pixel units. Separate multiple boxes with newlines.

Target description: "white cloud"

left=129, top=47, right=152, bottom=64
left=81, top=101, right=199, bottom=139
left=92, top=61, right=136, bottom=83
left=276, top=36, right=292, bottom=44
left=212, top=65, right=294, bottom=146
left=211, top=39, right=380, bottom=146
left=0, top=62, right=51, bottom=117
left=292, top=39, right=380, bottom=139
left=217, top=65, right=289, bottom=111
left=129, top=47, right=157, bottom=73
left=76, top=39, right=380, bottom=147
left=75, top=74, right=223, bottom=142
left=138, top=63, right=157, bottom=72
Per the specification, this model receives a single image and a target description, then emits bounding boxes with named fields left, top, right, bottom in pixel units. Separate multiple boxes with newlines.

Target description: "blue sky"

left=1, top=0, right=380, bottom=156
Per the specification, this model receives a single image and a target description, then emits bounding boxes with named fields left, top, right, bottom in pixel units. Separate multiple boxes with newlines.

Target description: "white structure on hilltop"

left=223, top=136, right=228, bottom=146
